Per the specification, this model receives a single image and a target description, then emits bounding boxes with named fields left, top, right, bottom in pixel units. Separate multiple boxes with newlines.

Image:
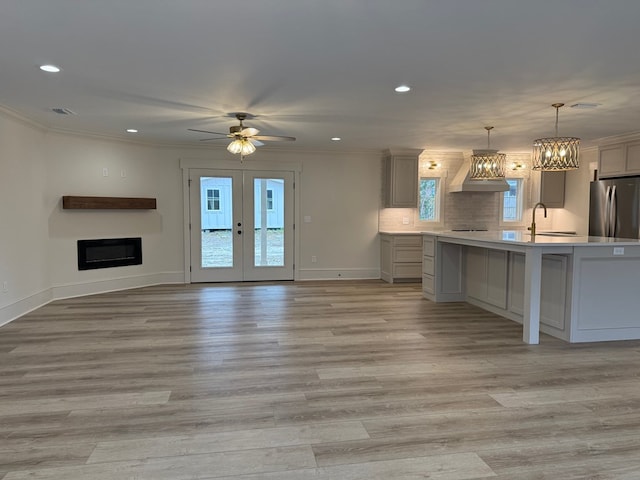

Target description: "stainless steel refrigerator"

left=589, top=177, right=640, bottom=238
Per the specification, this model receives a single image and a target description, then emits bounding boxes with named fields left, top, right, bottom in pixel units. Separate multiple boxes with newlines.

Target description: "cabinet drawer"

left=393, top=263, right=422, bottom=278
left=393, top=247, right=422, bottom=263
left=423, top=236, right=435, bottom=257
left=422, top=274, right=435, bottom=294
left=394, top=235, right=422, bottom=246
left=422, top=256, right=435, bottom=275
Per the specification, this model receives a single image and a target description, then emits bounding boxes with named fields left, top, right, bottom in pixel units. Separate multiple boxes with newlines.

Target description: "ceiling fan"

left=188, top=113, right=295, bottom=159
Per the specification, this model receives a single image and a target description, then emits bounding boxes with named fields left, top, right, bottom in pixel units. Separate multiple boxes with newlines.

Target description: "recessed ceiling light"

left=331, top=137, right=341, bottom=141
left=394, top=85, right=411, bottom=93
left=51, top=107, right=76, bottom=115
left=126, top=129, right=138, bottom=133
left=39, top=64, right=61, bottom=73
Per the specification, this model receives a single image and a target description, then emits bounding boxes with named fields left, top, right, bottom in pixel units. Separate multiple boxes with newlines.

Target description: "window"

left=419, top=177, right=440, bottom=222
left=266, top=189, right=274, bottom=210
left=206, top=189, right=220, bottom=211
left=502, top=178, right=523, bottom=223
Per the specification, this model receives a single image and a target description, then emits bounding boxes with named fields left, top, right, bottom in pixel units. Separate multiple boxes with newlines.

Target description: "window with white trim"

left=502, top=178, right=523, bottom=223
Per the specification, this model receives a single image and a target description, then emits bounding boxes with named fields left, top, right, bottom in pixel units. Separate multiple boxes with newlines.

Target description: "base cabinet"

left=509, top=252, right=569, bottom=337
left=466, top=247, right=508, bottom=309
left=380, top=234, right=422, bottom=283
left=425, top=236, right=570, bottom=341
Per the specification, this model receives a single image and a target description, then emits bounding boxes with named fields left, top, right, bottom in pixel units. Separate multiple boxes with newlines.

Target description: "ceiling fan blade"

left=250, top=139, right=265, bottom=147
left=241, top=127, right=260, bottom=137
left=200, top=137, right=229, bottom=142
left=252, top=135, right=296, bottom=142
left=188, top=128, right=230, bottom=136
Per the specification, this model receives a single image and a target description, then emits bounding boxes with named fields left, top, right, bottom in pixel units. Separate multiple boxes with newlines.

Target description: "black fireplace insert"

left=77, top=238, right=142, bottom=270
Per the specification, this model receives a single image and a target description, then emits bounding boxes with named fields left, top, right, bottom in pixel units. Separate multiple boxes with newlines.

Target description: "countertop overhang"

left=421, top=230, right=640, bottom=247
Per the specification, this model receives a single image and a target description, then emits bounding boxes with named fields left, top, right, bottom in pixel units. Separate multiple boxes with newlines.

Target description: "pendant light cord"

left=484, top=126, right=494, bottom=149
left=551, top=102, right=564, bottom=137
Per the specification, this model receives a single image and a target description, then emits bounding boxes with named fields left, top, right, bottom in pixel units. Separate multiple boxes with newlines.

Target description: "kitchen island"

left=422, top=230, right=640, bottom=344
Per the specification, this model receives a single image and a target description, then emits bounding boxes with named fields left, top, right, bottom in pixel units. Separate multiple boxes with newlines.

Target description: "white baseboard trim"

left=0, top=289, right=53, bottom=328
left=51, top=272, right=184, bottom=301
left=0, top=272, right=184, bottom=327
left=296, top=268, right=380, bottom=281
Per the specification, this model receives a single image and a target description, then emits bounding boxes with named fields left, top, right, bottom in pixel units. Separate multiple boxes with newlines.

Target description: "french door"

left=189, top=168, right=294, bottom=282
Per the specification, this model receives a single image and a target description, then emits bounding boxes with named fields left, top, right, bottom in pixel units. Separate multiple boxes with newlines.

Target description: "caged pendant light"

left=532, top=103, right=580, bottom=171
left=470, top=126, right=506, bottom=179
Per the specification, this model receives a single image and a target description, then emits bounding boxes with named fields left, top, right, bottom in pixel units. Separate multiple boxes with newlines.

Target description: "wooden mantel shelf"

left=62, top=196, right=157, bottom=210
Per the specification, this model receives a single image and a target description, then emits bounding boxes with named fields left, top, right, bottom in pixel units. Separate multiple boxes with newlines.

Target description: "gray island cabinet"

left=422, top=231, right=640, bottom=344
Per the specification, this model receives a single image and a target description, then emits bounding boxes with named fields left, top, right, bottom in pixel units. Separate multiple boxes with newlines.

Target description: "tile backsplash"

left=379, top=150, right=553, bottom=232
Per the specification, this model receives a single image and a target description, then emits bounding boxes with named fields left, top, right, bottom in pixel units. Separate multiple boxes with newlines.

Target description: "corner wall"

left=0, top=110, right=50, bottom=324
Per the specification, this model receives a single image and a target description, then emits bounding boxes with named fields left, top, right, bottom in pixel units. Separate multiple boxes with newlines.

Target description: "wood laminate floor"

left=2, top=281, right=640, bottom=479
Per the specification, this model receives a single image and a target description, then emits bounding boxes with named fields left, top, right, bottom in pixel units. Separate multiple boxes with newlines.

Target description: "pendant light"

left=470, top=126, right=506, bottom=179
left=532, top=103, right=580, bottom=171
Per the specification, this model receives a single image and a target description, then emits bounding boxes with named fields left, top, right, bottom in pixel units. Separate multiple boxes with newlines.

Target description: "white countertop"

left=421, top=230, right=640, bottom=247
left=379, top=231, right=424, bottom=235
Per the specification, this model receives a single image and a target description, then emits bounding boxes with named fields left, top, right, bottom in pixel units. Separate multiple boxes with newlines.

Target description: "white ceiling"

left=2, top=0, right=640, bottom=154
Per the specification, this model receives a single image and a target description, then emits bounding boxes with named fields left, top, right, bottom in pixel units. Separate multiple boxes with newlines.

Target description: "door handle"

left=604, top=186, right=611, bottom=237
left=610, top=185, right=617, bottom=237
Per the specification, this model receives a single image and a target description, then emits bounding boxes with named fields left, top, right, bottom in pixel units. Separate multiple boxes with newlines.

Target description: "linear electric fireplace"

left=77, top=237, right=142, bottom=270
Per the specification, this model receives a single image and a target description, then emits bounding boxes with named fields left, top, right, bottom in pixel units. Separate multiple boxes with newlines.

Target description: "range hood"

left=449, top=158, right=509, bottom=193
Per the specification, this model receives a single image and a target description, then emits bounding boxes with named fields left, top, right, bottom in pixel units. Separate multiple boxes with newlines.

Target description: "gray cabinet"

left=598, top=141, right=640, bottom=178
left=422, top=235, right=436, bottom=295
left=465, top=247, right=508, bottom=309
left=530, top=171, right=565, bottom=208
left=383, top=149, right=420, bottom=208
left=380, top=234, right=422, bottom=283
left=509, top=252, right=568, bottom=335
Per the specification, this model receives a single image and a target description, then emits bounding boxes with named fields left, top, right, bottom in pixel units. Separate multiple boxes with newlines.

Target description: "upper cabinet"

left=598, top=141, right=640, bottom=178
left=383, top=148, right=421, bottom=208
left=530, top=171, right=565, bottom=208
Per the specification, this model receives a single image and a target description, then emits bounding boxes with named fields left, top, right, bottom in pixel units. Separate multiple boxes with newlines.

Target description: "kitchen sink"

left=528, top=231, right=577, bottom=237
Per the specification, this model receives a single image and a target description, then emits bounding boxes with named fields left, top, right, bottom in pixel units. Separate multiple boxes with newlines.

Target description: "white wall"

left=553, top=146, right=596, bottom=235
left=0, top=110, right=383, bottom=324
left=0, top=110, right=50, bottom=323
left=291, top=150, right=380, bottom=279
left=44, top=133, right=187, bottom=297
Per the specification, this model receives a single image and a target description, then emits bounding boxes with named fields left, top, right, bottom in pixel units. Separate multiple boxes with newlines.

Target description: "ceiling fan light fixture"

left=227, top=138, right=256, bottom=156
left=532, top=103, right=580, bottom=171
left=470, top=126, right=506, bottom=179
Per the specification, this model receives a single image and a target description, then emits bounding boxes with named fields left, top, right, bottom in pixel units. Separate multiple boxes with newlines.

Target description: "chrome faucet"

left=528, top=202, right=547, bottom=236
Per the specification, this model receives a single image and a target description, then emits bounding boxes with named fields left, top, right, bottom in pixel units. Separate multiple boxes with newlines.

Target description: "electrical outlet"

left=311, top=256, right=317, bottom=263
left=2, top=281, right=8, bottom=293
left=402, top=216, right=410, bottom=225
left=102, top=167, right=109, bottom=177
left=613, top=247, right=625, bottom=256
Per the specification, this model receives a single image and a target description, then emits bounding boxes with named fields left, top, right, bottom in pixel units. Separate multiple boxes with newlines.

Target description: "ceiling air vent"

left=51, top=108, right=76, bottom=115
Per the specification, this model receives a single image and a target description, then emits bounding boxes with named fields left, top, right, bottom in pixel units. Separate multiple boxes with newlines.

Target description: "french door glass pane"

left=200, top=177, right=233, bottom=267
left=254, top=178, right=284, bottom=266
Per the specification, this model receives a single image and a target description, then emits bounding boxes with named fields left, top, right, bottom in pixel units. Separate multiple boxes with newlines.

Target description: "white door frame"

left=180, top=157, right=302, bottom=283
